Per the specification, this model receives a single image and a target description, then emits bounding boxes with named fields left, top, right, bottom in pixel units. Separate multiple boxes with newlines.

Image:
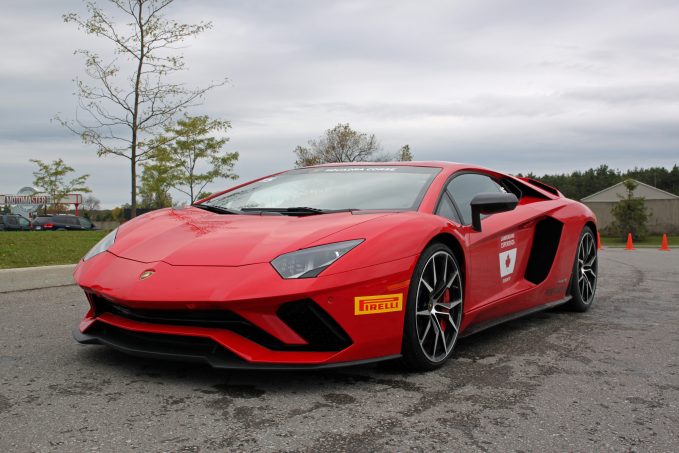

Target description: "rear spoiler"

left=518, top=177, right=562, bottom=197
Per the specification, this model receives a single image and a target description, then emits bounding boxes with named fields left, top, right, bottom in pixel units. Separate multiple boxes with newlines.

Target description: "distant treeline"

left=519, top=164, right=679, bottom=201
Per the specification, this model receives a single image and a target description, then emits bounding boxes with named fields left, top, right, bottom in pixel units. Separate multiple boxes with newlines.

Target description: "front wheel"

left=568, top=226, right=598, bottom=312
left=402, top=243, right=463, bottom=371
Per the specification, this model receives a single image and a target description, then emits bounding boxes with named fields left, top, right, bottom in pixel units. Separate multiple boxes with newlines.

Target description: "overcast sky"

left=1, top=0, right=678, bottom=207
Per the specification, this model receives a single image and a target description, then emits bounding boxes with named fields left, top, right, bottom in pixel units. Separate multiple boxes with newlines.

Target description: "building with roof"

left=581, top=179, right=679, bottom=234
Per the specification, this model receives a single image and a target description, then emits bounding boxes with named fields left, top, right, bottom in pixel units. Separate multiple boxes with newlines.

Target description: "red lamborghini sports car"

left=73, top=162, right=598, bottom=371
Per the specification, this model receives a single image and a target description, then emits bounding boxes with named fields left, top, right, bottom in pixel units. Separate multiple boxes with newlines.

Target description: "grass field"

left=0, top=230, right=109, bottom=269
left=0, top=230, right=674, bottom=270
left=600, top=235, right=677, bottom=248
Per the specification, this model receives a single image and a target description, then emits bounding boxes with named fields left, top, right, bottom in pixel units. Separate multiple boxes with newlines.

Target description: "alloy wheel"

left=415, top=251, right=463, bottom=362
left=577, top=231, right=598, bottom=304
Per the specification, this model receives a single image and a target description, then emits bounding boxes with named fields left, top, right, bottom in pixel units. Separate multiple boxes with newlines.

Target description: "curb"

left=0, top=264, right=77, bottom=293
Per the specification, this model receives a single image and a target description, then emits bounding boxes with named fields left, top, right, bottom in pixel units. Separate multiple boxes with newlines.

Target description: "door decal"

left=499, top=248, right=517, bottom=279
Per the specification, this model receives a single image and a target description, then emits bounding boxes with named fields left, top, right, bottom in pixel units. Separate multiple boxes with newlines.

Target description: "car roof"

left=307, top=161, right=488, bottom=172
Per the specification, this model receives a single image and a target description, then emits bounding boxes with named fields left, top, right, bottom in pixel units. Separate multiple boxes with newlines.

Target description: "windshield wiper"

left=240, top=207, right=353, bottom=216
left=192, top=204, right=243, bottom=215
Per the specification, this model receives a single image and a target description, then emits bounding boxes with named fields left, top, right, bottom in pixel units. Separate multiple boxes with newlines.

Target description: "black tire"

left=567, top=226, right=598, bottom=312
left=402, top=242, right=463, bottom=371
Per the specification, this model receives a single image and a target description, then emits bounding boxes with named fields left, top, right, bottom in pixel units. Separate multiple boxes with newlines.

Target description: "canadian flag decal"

left=499, top=248, right=517, bottom=278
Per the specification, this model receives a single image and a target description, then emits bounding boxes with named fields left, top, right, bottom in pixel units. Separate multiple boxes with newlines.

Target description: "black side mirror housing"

left=470, top=192, right=519, bottom=231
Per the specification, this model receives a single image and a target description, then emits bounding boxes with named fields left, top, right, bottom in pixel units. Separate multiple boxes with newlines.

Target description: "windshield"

left=204, top=166, right=440, bottom=211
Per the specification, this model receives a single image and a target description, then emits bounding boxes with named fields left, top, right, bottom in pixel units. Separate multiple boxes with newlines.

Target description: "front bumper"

left=73, top=327, right=400, bottom=370
left=73, top=251, right=415, bottom=367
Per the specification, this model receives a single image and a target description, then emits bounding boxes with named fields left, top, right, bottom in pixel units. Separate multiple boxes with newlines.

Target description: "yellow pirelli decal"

left=354, top=294, right=403, bottom=315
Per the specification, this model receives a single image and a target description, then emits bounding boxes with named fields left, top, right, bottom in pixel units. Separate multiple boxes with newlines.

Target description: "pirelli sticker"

left=354, top=294, right=403, bottom=315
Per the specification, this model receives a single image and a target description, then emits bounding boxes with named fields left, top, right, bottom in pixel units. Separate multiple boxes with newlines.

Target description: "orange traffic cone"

left=625, top=233, right=635, bottom=250
left=597, top=231, right=603, bottom=250
left=659, top=233, right=670, bottom=251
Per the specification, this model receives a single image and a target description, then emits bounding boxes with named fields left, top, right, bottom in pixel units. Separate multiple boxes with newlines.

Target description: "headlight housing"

left=83, top=228, right=118, bottom=261
left=271, top=239, right=364, bottom=279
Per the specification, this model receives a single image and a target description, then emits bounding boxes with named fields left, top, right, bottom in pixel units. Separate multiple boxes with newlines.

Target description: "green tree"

left=293, top=123, right=412, bottom=167
left=58, top=0, right=226, bottom=217
left=530, top=163, right=679, bottom=200
left=153, top=115, right=239, bottom=203
left=110, top=206, right=124, bottom=221
left=610, top=179, right=649, bottom=240
left=139, top=151, right=175, bottom=209
left=30, top=159, right=91, bottom=213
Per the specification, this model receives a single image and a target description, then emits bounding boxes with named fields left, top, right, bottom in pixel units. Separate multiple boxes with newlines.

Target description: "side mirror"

left=470, top=192, right=518, bottom=231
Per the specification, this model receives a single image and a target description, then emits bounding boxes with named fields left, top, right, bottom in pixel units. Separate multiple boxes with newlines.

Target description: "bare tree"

left=396, top=144, right=413, bottom=161
left=294, top=124, right=380, bottom=167
left=58, top=0, right=226, bottom=217
left=293, top=123, right=413, bottom=167
left=82, top=194, right=101, bottom=217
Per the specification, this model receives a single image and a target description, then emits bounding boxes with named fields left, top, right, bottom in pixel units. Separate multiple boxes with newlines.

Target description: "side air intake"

left=277, top=300, right=352, bottom=351
left=525, top=217, right=564, bottom=284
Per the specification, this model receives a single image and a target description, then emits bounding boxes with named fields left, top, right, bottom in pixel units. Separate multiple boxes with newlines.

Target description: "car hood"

left=109, top=207, right=394, bottom=266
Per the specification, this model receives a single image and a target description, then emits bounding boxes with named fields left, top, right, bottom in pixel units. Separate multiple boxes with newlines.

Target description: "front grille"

left=96, top=297, right=245, bottom=328
left=90, top=296, right=351, bottom=352
left=92, top=323, right=217, bottom=356
left=85, top=323, right=246, bottom=365
left=93, top=296, right=284, bottom=350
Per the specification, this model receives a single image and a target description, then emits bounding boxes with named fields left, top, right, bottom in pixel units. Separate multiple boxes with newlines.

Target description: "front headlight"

left=271, top=239, right=364, bottom=279
left=83, top=228, right=118, bottom=261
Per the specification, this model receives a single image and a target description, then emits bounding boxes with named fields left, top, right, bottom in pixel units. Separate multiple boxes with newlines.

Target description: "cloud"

left=0, top=0, right=678, bottom=206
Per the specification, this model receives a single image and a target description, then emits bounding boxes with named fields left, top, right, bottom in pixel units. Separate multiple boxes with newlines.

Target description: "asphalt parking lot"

left=1, top=249, right=678, bottom=452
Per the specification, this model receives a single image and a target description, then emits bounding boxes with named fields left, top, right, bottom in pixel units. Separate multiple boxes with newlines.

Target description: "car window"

left=446, top=173, right=504, bottom=225
left=58, top=217, right=79, bottom=226
left=79, top=218, right=92, bottom=228
left=19, top=217, right=29, bottom=227
left=435, top=194, right=461, bottom=223
left=7, top=216, right=18, bottom=226
left=206, top=166, right=441, bottom=211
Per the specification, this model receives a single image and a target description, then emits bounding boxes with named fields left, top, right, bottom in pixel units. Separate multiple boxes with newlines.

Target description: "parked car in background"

left=32, top=215, right=96, bottom=231
left=0, top=214, right=31, bottom=231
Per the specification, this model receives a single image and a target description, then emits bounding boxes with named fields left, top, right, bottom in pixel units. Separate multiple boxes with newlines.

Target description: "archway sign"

left=0, top=187, right=83, bottom=218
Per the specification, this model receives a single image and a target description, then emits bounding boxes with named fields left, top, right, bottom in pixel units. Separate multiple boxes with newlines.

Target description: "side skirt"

left=459, top=295, right=572, bottom=338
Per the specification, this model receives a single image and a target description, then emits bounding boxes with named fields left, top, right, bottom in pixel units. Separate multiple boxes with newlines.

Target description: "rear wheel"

left=568, top=226, right=598, bottom=312
left=402, top=243, right=463, bottom=371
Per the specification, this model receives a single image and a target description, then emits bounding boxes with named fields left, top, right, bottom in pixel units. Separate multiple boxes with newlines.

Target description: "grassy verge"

left=600, top=235, right=677, bottom=248
left=0, top=230, right=673, bottom=270
left=0, top=230, right=110, bottom=269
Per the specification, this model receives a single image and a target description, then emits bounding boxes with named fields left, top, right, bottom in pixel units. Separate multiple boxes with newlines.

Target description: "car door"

left=6, top=216, right=19, bottom=231
left=78, top=217, right=93, bottom=230
left=18, top=217, right=30, bottom=231
left=64, top=217, right=79, bottom=230
left=445, top=172, right=540, bottom=312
